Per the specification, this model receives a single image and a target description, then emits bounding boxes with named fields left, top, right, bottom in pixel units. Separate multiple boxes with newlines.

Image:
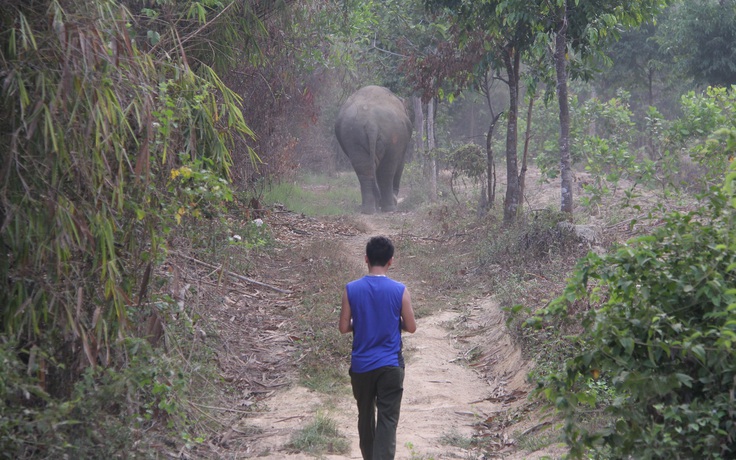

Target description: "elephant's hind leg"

left=376, top=163, right=398, bottom=212
left=356, top=174, right=379, bottom=214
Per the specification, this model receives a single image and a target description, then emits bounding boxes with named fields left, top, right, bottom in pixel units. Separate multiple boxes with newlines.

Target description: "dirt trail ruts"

left=242, top=212, right=534, bottom=459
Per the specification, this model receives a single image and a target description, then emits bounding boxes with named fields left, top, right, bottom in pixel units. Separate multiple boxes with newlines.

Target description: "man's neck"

left=367, top=266, right=389, bottom=277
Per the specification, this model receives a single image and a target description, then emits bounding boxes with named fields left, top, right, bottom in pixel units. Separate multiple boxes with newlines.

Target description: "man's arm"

left=400, top=288, right=416, bottom=333
left=339, top=288, right=353, bottom=334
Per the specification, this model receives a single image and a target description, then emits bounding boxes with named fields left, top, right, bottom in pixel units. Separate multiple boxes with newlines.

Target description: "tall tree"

left=479, top=71, right=504, bottom=209
left=658, top=0, right=736, bottom=87
left=427, top=97, right=439, bottom=199
left=599, top=23, right=673, bottom=108
left=554, top=1, right=574, bottom=215
left=422, top=0, right=669, bottom=219
left=422, top=0, right=538, bottom=222
left=536, top=0, right=670, bottom=216
left=334, top=0, right=437, bottom=92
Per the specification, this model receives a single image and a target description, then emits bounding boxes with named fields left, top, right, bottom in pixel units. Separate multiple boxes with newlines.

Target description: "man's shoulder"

left=346, top=276, right=366, bottom=287
left=347, top=276, right=405, bottom=288
left=387, top=278, right=406, bottom=288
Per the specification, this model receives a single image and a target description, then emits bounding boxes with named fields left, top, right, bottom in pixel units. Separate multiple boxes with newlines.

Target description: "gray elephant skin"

left=335, top=85, right=413, bottom=214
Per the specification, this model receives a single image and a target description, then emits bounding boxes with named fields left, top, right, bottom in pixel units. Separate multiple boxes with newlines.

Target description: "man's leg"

left=373, top=366, right=405, bottom=460
left=350, top=368, right=378, bottom=460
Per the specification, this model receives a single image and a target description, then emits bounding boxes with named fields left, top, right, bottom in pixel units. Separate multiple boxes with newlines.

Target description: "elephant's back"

left=335, top=86, right=410, bottom=132
left=347, top=85, right=399, bottom=104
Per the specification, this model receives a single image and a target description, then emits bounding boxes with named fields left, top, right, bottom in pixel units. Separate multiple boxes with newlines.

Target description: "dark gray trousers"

left=349, top=366, right=405, bottom=460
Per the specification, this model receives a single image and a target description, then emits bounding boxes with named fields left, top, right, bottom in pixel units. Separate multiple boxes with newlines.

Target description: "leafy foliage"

left=659, top=0, right=736, bottom=87
left=536, top=91, right=638, bottom=178
left=669, top=86, right=736, bottom=189
left=447, top=143, right=485, bottom=203
left=0, top=333, right=212, bottom=459
left=598, top=23, right=670, bottom=104
left=530, top=157, right=736, bottom=458
left=0, top=0, right=270, bottom=454
left=535, top=89, right=656, bottom=208
left=0, top=0, right=251, bottom=370
left=533, top=84, right=736, bottom=206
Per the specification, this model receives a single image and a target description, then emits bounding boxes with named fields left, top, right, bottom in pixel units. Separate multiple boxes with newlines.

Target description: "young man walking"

left=339, top=235, right=417, bottom=460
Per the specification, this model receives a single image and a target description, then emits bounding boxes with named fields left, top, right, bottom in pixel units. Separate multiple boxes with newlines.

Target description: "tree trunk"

left=427, top=97, right=437, bottom=201
left=519, top=95, right=534, bottom=214
left=589, top=86, right=597, bottom=137
left=502, top=47, right=521, bottom=223
left=480, top=71, right=500, bottom=210
left=646, top=68, right=656, bottom=159
left=412, top=96, right=424, bottom=164
left=486, top=112, right=501, bottom=209
left=555, top=4, right=573, bottom=217
left=470, top=104, right=476, bottom=142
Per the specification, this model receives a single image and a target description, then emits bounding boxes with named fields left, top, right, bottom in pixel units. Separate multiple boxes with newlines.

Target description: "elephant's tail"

left=366, top=121, right=381, bottom=203
left=371, top=178, right=381, bottom=204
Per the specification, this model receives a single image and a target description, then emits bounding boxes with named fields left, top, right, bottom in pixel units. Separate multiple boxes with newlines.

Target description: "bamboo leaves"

left=1, top=0, right=256, bottom=382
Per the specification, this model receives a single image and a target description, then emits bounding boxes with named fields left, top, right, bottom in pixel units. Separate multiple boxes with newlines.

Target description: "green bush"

left=398, top=161, right=433, bottom=211
left=670, top=87, right=736, bottom=190
left=0, top=338, right=177, bottom=459
left=531, top=161, right=736, bottom=458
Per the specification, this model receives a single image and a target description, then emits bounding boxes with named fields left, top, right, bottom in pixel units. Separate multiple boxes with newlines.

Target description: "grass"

left=439, top=429, right=475, bottom=449
left=404, top=442, right=435, bottom=460
left=287, top=413, right=350, bottom=455
left=261, top=171, right=361, bottom=216
left=515, top=427, right=565, bottom=453
left=387, top=205, right=492, bottom=320
left=293, top=238, right=361, bottom=394
left=300, top=360, right=351, bottom=394
left=296, top=297, right=353, bottom=395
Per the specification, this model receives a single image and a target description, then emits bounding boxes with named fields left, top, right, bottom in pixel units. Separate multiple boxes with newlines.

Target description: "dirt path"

left=237, top=211, right=545, bottom=459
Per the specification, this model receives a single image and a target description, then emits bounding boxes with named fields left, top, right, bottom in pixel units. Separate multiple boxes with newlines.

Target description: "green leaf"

left=619, top=337, right=635, bottom=356
left=675, top=373, right=694, bottom=388
left=147, top=30, right=160, bottom=45
left=690, top=344, right=706, bottom=362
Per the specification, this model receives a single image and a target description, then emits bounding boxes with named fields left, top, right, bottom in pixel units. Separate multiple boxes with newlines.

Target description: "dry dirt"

left=195, top=171, right=579, bottom=460
left=229, top=211, right=560, bottom=460
left=175, top=167, right=683, bottom=459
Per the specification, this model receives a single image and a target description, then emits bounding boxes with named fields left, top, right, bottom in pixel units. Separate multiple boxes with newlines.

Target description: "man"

left=339, top=235, right=417, bottom=460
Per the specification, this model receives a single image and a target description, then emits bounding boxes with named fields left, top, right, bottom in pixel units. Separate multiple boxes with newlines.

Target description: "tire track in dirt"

left=241, top=212, right=535, bottom=459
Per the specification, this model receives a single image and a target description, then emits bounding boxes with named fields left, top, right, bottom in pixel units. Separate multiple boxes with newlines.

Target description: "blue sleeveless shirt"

left=346, top=275, right=406, bottom=373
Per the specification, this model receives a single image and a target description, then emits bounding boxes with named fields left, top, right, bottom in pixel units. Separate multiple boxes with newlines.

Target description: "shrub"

left=0, top=337, right=182, bottom=459
left=531, top=160, right=736, bottom=459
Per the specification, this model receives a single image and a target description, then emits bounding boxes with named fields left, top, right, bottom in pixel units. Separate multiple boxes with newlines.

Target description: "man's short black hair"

left=366, top=235, right=394, bottom=267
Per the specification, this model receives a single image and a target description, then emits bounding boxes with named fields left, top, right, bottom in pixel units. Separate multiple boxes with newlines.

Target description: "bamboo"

left=1, top=0, right=260, bottom=391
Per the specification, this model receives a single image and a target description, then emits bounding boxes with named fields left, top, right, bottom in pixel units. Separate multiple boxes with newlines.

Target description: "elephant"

left=335, top=85, right=413, bottom=214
